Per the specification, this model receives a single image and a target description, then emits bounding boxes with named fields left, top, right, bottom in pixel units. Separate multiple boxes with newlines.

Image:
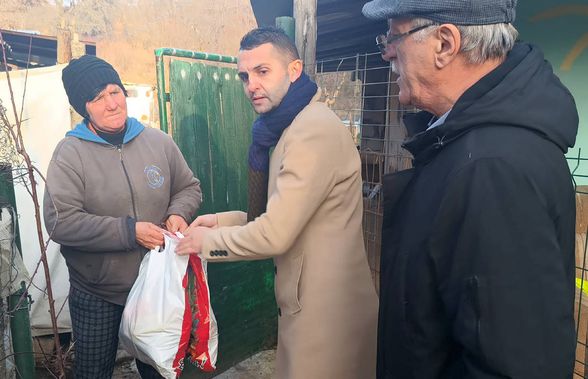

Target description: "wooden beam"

left=293, top=0, right=317, bottom=79
left=57, top=18, right=72, bottom=64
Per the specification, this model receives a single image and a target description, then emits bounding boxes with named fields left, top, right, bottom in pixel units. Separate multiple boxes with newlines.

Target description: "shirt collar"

left=426, top=109, right=452, bottom=131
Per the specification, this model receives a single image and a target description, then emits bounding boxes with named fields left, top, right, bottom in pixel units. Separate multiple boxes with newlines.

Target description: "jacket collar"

left=66, top=117, right=145, bottom=145
left=401, top=43, right=529, bottom=166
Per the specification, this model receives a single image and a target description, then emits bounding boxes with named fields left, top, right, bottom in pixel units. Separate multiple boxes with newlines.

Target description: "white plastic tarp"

left=0, top=64, right=72, bottom=336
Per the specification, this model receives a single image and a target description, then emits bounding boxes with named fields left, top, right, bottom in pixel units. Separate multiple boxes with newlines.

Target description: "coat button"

left=278, top=307, right=282, bottom=317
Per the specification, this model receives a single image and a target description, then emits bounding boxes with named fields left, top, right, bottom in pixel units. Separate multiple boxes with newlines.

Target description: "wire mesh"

left=570, top=152, right=588, bottom=378
left=313, top=51, right=413, bottom=290
left=0, top=205, right=27, bottom=378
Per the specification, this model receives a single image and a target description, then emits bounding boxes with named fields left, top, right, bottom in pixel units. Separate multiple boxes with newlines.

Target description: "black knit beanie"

left=61, top=55, right=126, bottom=119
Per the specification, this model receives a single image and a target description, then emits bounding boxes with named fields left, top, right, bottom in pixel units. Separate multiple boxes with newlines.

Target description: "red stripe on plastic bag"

left=172, top=269, right=193, bottom=376
left=187, top=255, right=217, bottom=372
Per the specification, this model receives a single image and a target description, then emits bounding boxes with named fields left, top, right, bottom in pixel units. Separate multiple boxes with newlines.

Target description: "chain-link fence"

left=314, top=51, right=412, bottom=290
left=570, top=152, right=588, bottom=378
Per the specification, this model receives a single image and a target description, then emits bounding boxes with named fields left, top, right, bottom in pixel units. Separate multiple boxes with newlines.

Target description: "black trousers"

left=69, top=286, right=163, bottom=379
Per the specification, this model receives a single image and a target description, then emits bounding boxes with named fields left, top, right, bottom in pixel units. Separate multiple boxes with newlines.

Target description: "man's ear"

left=288, top=59, right=303, bottom=82
left=434, top=24, right=461, bottom=69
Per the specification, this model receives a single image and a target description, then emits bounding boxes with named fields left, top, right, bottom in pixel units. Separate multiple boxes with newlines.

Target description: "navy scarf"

left=248, top=72, right=318, bottom=171
left=247, top=72, right=318, bottom=220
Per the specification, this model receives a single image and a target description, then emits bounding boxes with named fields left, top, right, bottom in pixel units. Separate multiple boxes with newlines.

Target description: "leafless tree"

left=0, top=31, right=66, bottom=379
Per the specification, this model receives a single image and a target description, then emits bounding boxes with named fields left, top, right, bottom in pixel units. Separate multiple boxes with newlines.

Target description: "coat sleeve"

left=201, top=109, right=344, bottom=261
left=430, top=157, right=575, bottom=378
left=163, top=134, right=202, bottom=222
left=43, top=141, right=136, bottom=252
left=217, top=211, right=247, bottom=227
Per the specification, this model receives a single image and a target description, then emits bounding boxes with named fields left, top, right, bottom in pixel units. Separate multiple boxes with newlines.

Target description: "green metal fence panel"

left=0, top=165, right=16, bottom=208
left=169, top=60, right=277, bottom=377
left=0, top=165, right=21, bottom=251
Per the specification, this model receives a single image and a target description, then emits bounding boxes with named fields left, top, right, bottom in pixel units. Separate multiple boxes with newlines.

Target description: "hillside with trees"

left=1, top=0, right=258, bottom=83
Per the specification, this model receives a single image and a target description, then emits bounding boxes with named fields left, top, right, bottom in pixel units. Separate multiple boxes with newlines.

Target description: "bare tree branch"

left=0, top=30, right=66, bottom=379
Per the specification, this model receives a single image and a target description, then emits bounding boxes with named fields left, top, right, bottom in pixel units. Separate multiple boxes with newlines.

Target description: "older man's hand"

left=176, top=226, right=211, bottom=255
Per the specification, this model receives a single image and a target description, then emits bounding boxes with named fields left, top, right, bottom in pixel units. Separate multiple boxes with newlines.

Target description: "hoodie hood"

left=404, top=43, right=579, bottom=161
left=66, top=117, right=145, bottom=145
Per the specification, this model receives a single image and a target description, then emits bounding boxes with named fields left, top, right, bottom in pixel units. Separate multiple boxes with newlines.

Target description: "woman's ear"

left=288, top=59, right=303, bottom=82
left=434, top=24, right=461, bottom=69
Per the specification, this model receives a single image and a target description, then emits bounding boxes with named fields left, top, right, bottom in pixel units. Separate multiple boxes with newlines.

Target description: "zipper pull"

left=435, top=135, right=446, bottom=148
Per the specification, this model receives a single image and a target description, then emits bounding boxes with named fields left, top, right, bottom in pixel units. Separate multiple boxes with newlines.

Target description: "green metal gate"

left=156, top=49, right=277, bottom=377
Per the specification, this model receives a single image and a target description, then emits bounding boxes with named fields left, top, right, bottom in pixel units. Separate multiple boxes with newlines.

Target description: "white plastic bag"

left=119, top=233, right=191, bottom=378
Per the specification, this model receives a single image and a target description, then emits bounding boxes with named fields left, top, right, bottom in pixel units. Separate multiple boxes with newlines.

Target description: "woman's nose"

left=104, top=94, right=118, bottom=109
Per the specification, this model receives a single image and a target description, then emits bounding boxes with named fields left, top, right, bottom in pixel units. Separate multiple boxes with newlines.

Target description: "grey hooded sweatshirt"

left=43, top=117, right=201, bottom=305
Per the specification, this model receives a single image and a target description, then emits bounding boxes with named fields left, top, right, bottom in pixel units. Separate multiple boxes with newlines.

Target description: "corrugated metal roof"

left=0, top=29, right=96, bottom=69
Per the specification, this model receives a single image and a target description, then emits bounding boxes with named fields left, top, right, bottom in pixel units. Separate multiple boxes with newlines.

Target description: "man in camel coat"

left=177, top=26, right=378, bottom=378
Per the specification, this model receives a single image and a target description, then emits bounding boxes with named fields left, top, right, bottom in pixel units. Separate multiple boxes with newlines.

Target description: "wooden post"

left=71, top=32, right=87, bottom=59
left=56, top=29, right=72, bottom=63
left=56, top=19, right=72, bottom=64
left=293, top=0, right=317, bottom=80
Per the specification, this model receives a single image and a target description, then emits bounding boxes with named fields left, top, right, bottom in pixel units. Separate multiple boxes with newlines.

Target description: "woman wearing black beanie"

left=44, top=55, right=202, bottom=378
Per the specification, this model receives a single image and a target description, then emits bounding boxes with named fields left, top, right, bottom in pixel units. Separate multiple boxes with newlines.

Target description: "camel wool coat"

left=200, top=94, right=378, bottom=378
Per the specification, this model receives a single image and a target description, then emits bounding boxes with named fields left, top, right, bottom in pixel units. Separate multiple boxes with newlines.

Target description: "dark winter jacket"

left=43, top=118, right=201, bottom=305
left=378, top=43, right=579, bottom=379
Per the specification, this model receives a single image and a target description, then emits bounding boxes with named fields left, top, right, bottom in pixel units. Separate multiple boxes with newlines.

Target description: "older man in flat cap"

left=362, top=0, right=578, bottom=378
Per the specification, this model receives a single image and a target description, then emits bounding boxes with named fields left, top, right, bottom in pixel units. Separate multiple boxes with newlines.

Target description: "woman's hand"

left=165, top=214, right=189, bottom=233
left=136, top=222, right=165, bottom=250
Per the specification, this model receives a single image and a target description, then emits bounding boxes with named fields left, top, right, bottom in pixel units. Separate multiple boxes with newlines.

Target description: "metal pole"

left=9, top=282, right=34, bottom=379
left=155, top=52, right=168, bottom=133
left=154, top=48, right=237, bottom=134
left=276, top=16, right=296, bottom=42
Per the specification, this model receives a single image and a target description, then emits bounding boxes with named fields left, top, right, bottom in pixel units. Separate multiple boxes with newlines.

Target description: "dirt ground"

left=210, top=350, right=275, bottom=379
left=36, top=349, right=276, bottom=379
left=112, top=349, right=275, bottom=379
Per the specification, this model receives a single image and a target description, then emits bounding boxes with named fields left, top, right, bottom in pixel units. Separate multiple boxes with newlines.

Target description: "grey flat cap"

left=362, top=0, right=517, bottom=25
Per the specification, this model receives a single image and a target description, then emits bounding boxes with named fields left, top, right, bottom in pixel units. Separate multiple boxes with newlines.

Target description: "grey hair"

left=411, top=18, right=518, bottom=64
